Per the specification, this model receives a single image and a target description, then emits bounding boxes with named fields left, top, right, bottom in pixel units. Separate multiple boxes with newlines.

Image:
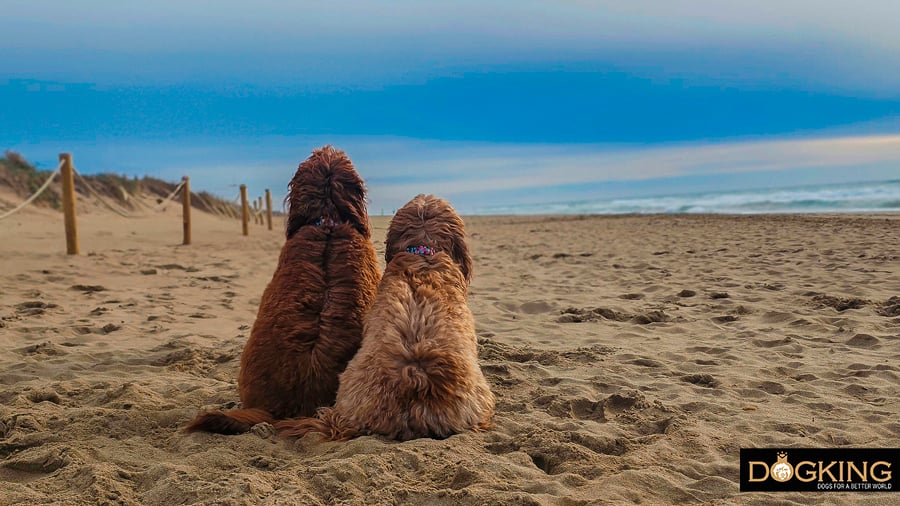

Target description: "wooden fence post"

left=59, top=153, right=79, bottom=255
left=265, top=189, right=273, bottom=231
left=240, top=184, right=249, bottom=236
left=256, top=197, right=263, bottom=225
left=181, top=176, right=191, bottom=245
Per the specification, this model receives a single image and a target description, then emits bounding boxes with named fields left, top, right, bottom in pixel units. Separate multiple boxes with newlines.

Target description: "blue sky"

left=2, top=1, right=899, bottom=213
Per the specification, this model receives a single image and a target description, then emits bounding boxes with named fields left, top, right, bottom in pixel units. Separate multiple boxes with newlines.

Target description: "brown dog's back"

left=239, top=223, right=379, bottom=418
left=186, top=146, right=380, bottom=434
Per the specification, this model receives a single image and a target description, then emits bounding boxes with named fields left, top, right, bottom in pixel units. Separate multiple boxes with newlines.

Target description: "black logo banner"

left=740, top=448, right=898, bottom=492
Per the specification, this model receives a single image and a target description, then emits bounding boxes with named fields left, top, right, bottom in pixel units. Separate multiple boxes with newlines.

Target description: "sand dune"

left=1, top=207, right=897, bottom=505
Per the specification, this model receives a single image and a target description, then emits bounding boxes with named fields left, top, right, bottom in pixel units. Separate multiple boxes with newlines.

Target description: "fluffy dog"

left=185, top=146, right=380, bottom=434
left=276, top=194, right=494, bottom=441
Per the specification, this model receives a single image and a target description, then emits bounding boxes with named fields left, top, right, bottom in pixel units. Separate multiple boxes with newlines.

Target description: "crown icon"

left=771, top=451, right=793, bottom=482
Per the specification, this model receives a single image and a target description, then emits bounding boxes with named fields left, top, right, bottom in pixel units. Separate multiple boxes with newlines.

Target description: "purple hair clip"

left=315, top=217, right=339, bottom=228
left=406, top=245, right=438, bottom=256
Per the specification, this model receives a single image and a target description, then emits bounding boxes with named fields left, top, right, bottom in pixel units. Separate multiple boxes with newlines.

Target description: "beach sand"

left=1, top=205, right=898, bottom=505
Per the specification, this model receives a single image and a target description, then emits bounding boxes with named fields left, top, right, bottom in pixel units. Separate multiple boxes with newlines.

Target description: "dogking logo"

left=770, top=452, right=793, bottom=482
left=740, top=448, right=898, bottom=492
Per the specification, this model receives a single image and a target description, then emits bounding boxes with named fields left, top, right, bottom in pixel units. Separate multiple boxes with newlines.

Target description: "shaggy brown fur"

left=185, top=146, right=380, bottom=434
left=276, top=194, right=494, bottom=441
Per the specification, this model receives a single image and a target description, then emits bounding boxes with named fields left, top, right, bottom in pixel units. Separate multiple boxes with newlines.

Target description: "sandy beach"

left=1, top=205, right=898, bottom=505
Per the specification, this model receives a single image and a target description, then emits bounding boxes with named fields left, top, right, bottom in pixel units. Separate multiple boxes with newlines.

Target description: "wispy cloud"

left=6, top=1, right=900, bottom=51
left=4, top=1, right=900, bottom=93
left=5, top=2, right=898, bottom=215
left=12, top=130, right=898, bottom=214
left=31, top=133, right=892, bottom=212
left=358, top=134, right=900, bottom=210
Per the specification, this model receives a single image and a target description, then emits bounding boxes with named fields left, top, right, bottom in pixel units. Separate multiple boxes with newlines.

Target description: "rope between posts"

left=0, top=162, right=64, bottom=220
left=72, top=167, right=136, bottom=218
left=120, top=185, right=155, bottom=213
left=192, top=191, right=228, bottom=219
left=153, top=180, right=185, bottom=212
left=191, top=191, right=214, bottom=216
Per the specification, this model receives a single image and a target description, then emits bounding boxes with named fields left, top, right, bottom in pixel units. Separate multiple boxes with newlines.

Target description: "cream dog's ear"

left=449, top=220, right=473, bottom=285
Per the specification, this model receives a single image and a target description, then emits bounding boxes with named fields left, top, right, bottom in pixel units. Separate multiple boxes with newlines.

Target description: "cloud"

left=360, top=134, right=900, bottom=210
left=5, top=1, right=900, bottom=50
left=3, top=1, right=900, bottom=93
left=12, top=132, right=899, bottom=213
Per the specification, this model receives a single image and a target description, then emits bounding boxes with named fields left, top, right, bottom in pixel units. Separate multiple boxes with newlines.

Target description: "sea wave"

left=471, top=180, right=900, bottom=215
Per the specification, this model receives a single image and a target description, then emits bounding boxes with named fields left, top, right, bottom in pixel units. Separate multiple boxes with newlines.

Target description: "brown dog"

left=276, top=194, right=494, bottom=441
left=185, top=146, right=380, bottom=434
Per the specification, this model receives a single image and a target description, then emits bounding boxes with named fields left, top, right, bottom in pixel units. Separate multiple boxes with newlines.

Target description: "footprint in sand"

left=558, top=307, right=630, bottom=323
left=810, top=294, right=867, bottom=312
left=1, top=445, right=75, bottom=474
left=247, top=455, right=283, bottom=470
left=15, top=301, right=58, bottom=317
left=518, top=301, right=554, bottom=314
left=846, top=334, right=881, bottom=348
left=876, top=297, right=900, bottom=317
left=756, top=381, right=788, bottom=395
left=18, top=342, right=67, bottom=357
left=557, top=306, right=672, bottom=325
left=760, top=311, right=794, bottom=324
left=26, top=389, right=61, bottom=404
left=750, top=337, right=801, bottom=351
left=156, top=264, right=200, bottom=273
left=629, top=310, right=671, bottom=325
left=629, top=358, right=664, bottom=368
left=479, top=339, right=614, bottom=367
left=70, top=284, right=107, bottom=294
left=194, top=274, right=238, bottom=283
left=534, top=395, right=605, bottom=423
left=681, top=374, right=720, bottom=388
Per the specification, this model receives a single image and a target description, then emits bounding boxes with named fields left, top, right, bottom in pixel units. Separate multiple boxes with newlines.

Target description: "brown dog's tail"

left=275, top=407, right=360, bottom=441
left=184, top=408, right=275, bottom=435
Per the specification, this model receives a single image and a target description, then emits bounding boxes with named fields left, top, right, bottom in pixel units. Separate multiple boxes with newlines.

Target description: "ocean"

left=470, top=179, right=900, bottom=216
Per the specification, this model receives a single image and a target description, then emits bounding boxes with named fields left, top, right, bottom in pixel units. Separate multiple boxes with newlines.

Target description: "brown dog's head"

left=285, top=146, right=370, bottom=239
left=385, top=194, right=472, bottom=284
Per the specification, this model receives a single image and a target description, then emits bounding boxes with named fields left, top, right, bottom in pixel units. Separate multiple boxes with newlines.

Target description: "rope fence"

left=73, top=167, right=136, bottom=218
left=192, top=191, right=229, bottom=220
left=122, top=185, right=155, bottom=212
left=0, top=152, right=276, bottom=254
left=0, top=160, right=64, bottom=220
left=152, top=180, right=186, bottom=212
